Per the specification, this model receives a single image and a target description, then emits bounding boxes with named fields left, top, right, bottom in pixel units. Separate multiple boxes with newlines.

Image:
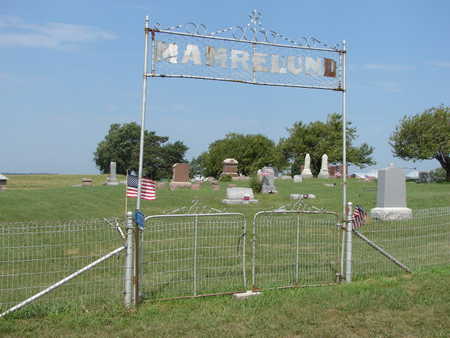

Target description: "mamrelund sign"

left=155, top=41, right=337, bottom=78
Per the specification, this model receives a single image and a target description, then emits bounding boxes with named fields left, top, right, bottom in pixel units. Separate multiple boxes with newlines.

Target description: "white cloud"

left=367, top=81, right=401, bottom=93
left=429, top=61, right=450, bottom=68
left=0, top=15, right=117, bottom=49
left=363, top=64, right=415, bottom=71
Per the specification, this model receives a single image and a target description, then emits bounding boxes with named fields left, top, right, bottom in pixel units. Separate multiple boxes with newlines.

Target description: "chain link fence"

left=1, top=207, right=448, bottom=314
left=352, top=207, right=450, bottom=279
left=0, top=218, right=125, bottom=312
left=252, top=211, right=341, bottom=289
left=143, top=213, right=247, bottom=299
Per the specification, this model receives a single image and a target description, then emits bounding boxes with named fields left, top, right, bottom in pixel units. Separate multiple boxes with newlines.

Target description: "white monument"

left=105, top=161, right=119, bottom=186
left=318, top=154, right=329, bottom=179
left=301, top=154, right=313, bottom=179
left=370, top=164, right=412, bottom=221
left=222, top=187, right=258, bottom=205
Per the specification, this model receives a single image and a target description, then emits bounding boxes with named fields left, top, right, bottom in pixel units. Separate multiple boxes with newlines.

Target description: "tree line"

left=94, top=105, right=450, bottom=181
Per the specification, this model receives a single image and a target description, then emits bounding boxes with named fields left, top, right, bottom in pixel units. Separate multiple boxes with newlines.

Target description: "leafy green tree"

left=281, top=113, right=375, bottom=176
left=94, top=122, right=188, bottom=179
left=390, top=105, right=450, bottom=181
left=200, top=133, right=286, bottom=178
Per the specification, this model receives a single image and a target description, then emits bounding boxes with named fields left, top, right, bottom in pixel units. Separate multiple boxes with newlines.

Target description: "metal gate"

left=252, top=210, right=341, bottom=289
left=143, top=213, right=247, bottom=299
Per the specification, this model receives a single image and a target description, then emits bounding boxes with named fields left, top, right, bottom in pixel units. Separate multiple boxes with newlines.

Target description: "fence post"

left=193, top=214, right=198, bottom=296
left=345, top=202, right=353, bottom=282
left=295, top=214, right=300, bottom=284
left=124, top=211, right=134, bottom=307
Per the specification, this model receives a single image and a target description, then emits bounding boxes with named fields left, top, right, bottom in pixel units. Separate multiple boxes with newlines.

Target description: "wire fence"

left=352, top=207, right=450, bottom=279
left=252, top=211, right=341, bottom=289
left=0, top=218, right=125, bottom=311
left=143, top=213, right=247, bottom=299
left=0, top=207, right=448, bottom=313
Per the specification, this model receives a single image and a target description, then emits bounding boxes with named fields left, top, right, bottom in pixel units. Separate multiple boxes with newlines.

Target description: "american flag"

left=352, top=205, right=367, bottom=229
left=127, top=174, right=156, bottom=201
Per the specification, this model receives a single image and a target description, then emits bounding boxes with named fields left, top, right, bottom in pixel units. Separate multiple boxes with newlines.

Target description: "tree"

left=94, top=122, right=188, bottom=180
left=390, top=105, right=450, bottom=181
left=200, top=133, right=286, bottom=177
left=281, top=113, right=375, bottom=176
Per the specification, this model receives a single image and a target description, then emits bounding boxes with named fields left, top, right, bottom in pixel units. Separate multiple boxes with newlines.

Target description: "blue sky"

left=1, top=0, right=449, bottom=174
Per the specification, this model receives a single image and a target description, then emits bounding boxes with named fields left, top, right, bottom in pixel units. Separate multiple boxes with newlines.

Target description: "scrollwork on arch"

left=151, top=10, right=342, bottom=51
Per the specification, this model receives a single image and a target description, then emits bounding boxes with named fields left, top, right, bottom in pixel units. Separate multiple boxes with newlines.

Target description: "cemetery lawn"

left=0, top=175, right=449, bottom=337
left=1, top=266, right=449, bottom=337
left=0, top=174, right=449, bottom=222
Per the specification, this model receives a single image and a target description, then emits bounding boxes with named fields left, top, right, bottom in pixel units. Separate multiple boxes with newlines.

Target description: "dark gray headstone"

left=260, top=167, right=277, bottom=194
left=418, top=171, right=432, bottom=184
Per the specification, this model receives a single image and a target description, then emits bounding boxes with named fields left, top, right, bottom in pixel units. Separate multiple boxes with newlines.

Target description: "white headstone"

left=318, top=154, right=329, bottom=179
left=106, top=161, right=119, bottom=186
left=223, top=187, right=258, bottom=204
left=370, top=164, right=412, bottom=220
left=301, top=154, right=313, bottom=179
left=293, top=175, right=303, bottom=183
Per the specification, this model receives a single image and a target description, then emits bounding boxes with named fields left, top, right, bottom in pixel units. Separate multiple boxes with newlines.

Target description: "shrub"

left=430, top=168, right=447, bottom=183
left=219, top=175, right=232, bottom=182
left=249, top=175, right=262, bottom=193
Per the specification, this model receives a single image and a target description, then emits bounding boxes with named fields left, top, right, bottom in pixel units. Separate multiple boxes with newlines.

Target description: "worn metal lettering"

left=205, top=46, right=227, bottom=68
left=253, top=52, right=269, bottom=72
left=182, top=44, right=202, bottom=65
left=231, top=49, right=250, bottom=71
left=155, top=41, right=178, bottom=64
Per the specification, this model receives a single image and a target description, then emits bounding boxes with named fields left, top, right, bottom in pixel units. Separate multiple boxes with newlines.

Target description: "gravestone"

left=222, top=158, right=239, bottom=177
left=290, top=193, right=316, bottom=200
left=370, top=164, right=412, bottom=220
left=170, top=163, right=192, bottom=189
left=418, top=171, right=432, bottom=183
left=157, top=182, right=166, bottom=189
left=222, top=187, right=258, bottom=204
left=191, top=183, right=201, bottom=190
left=318, top=154, right=329, bottom=179
left=260, top=166, right=277, bottom=194
left=106, top=161, right=119, bottom=186
left=301, top=154, right=313, bottom=179
left=293, top=175, right=303, bottom=183
left=0, top=174, right=8, bottom=190
left=81, top=178, right=93, bottom=186
left=172, top=163, right=190, bottom=182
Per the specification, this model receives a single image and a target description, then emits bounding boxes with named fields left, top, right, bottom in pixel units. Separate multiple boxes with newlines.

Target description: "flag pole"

left=124, top=170, right=128, bottom=217
left=136, top=16, right=150, bottom=211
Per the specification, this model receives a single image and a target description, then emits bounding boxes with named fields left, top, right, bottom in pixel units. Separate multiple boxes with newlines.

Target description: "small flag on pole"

left=352, top=205, right=367, bottom=229
left=127, top=174, right=156, bottom=201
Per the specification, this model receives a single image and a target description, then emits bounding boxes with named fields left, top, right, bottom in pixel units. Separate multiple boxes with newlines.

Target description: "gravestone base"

left=370, top=207, right=412, bottom=221
left=222, top=199, right=258, bottom=205
left=290, top=193, right=316, bottom=200
left=105, top=177, right=119, bottom=186
left=170, top=182, right=192, bottom=190
left=301, top=169, right=313, bottom=179
left=318, top=170, right=329, bottom=179
left=293, top=175, right=303, bottom=183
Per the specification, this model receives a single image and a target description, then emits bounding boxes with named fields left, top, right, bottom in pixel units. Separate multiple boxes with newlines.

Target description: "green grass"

left=1, top=266, right=449, bottom=337
left=1, top=175, right=449, bottom=222
left=0, top=175, right=449, bottom=336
